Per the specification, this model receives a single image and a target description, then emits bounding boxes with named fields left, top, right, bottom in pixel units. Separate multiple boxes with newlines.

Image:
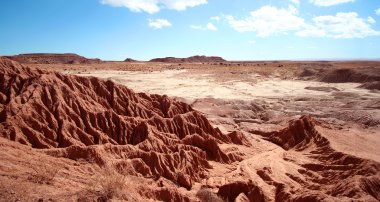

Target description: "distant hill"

left=5, top=53, right=102, bottom=64
left=124, top=58, right=138, bottom=62
left=149, top=55, right=226, bottom=63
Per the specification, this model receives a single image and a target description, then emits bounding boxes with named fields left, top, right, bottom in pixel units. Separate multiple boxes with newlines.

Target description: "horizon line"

left=3, top=53, right=380, bottom=62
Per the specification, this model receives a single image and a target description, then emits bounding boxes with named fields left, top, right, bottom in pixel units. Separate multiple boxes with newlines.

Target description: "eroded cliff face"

left=256, top=116, right=380, bottom=201
left=0, top=57, right=247, bottom=190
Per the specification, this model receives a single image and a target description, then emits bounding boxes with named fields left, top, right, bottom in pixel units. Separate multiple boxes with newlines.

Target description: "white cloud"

left=148, top=19, right=172, bottom=29
left=101, top=0, right=207, bottom=14
left=226, top=4, right=380, bottom=39
left=367, top=17, right=376, bottom=24
left=290, top=0, right=300, bottom=5
left=376, top=8, right=380, bottom=16
left=163, top=0, right=207, bottom=10
left=210, top=16, right=220, bottom=21
left=190, top=25, right=202, bottom=30
left=206, top=22, right=217, bottom=30
left=248, top=40, right=256, bottom=44
left=309, top=0, right=354, bottom=7
left=190, top=22, right=217, bottom=31
left=225, top=5, right=305, bottom=37
left=297, top=12, right=380, bottom=38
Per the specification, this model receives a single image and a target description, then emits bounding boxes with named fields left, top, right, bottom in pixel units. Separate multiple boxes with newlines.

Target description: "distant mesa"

left=149, top=55, right=226, bottom=63
left=124, top=58, right=138, bottom=62
left=5, top=53, right=102, bottom=64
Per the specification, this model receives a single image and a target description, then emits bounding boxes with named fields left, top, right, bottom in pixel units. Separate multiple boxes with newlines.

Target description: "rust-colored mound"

left=359, top=81, right=380, bottom=90
left=5, top=53, right=102, bottom=64
left=320, top=67, right=380, bottom=83
left=0, top=57, right=248, bottom=188
left=149, top=55, right=226, bottom=63
left=258, top=115, right=380, bottom=201
left=259, top=115, right=328, bottom=151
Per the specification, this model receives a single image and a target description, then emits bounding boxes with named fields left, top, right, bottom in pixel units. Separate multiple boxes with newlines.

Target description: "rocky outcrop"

left=0, top=57, right=249, bottom=188
left=149, top=55, right=226, bottom=63
left=5, top=53, right=102, bottom=64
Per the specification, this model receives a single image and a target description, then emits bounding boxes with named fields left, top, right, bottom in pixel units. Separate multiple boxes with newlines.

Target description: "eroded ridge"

left=0, top=57, right=248, bottom=189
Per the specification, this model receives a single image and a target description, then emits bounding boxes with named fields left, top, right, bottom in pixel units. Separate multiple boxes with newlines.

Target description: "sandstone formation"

left=149, top=55, right=226, bottom=63
left=0, top=57, right=249, bottom=191
left=5, top=53, right=102, bottom=64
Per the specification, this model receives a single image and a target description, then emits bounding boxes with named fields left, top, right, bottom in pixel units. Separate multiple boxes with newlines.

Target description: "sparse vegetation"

left=86, top=165, right=128, bottom=201
left=28, top=164, right=59, bottom=185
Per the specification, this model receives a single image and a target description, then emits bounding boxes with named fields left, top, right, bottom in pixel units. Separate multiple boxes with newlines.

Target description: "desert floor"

left=2, top=61, right=379, bottom=201
left=63, top=62, right=380, bottom=161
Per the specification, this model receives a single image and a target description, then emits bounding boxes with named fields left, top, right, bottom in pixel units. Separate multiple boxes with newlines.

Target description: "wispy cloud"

left=210, top=16, right=220, bottom=21
left=376, top=8, right=380, bottom=16
left=297, top=12, right=380, bottom=38
left=367, top=17, right=376, bottom=24
left=148, top=19, right=172, bottom=29
left=225, top=5, right=304, bottom=37
left=190, top=22, right=217, bottom=31
left=309, top=0, right=354, bottom=7
left=101, top=0, right=207, bottom=14
left=206, top=23, right=217, bottom=31
left=289, top=0, right=300, bottom=5
left=248, top=40, right=256, bottom=44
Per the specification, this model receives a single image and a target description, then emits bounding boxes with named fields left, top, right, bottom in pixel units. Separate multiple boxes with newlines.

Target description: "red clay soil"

left=5, top=53, right=102, bottom=64
left=0, top=57, right=247, bottom=190
left=149, top=55, right=226, bottom=63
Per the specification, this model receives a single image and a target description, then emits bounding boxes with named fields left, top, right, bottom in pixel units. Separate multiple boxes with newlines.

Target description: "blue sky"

left=1, top=0, right=380, bottom=60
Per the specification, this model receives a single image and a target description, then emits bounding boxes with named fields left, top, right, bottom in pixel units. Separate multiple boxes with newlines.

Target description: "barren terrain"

left=1, top=57, right=380, bottom=201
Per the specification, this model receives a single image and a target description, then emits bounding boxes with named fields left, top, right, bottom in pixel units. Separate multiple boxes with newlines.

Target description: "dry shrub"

left=196, top=188, right=224, bottom=202
left=28, top=164, right=59, bottom=185
left=84, top=166, right=128, bottom=201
